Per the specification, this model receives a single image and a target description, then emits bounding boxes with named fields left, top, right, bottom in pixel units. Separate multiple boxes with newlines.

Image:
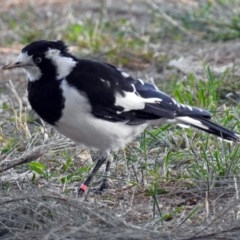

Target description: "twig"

left=234, top=175, right=239, bottom=199
left=0, top=146, right=45, bottom=173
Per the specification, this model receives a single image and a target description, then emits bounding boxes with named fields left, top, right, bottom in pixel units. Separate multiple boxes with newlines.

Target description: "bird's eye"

left=35, top=57, right=42, bottom=64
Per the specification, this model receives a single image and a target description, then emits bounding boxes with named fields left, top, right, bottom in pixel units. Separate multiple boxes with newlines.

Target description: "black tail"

left=176, top=116, right=239, bottom=142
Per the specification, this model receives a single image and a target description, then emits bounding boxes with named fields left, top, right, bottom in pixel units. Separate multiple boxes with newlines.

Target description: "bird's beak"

left=2, top=62, right=26, bottom=70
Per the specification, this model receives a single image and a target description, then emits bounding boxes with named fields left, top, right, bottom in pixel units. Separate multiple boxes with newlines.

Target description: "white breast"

left=55, top=80, right=147, bottom=152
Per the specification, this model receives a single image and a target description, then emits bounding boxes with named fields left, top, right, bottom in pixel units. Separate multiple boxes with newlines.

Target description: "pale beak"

left=2, top=62, right=28, bottom=70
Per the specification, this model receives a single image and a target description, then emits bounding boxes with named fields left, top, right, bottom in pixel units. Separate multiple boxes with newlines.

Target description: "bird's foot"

left=93, top=179, right=111, bottom=194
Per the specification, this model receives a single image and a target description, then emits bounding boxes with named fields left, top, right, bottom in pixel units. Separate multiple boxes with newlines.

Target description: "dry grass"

left=0, top=188, right=240, bottom=239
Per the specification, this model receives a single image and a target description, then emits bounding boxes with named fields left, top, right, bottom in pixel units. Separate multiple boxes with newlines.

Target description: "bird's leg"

left=97, top=157, right=112, bottom=192
left=78, top=155, right=107, bottom=196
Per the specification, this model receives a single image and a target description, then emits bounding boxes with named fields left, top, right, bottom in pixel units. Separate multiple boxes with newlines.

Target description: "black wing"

left=66, top=59, right=211, bottom=125
left=65, top=59, right=240, bottom=142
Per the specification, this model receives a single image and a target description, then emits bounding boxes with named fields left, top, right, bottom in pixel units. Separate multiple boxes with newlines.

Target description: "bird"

left=2, top=40, right=239, bottom=195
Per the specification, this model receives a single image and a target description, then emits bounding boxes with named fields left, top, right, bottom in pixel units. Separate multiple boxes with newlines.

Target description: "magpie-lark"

left=2, top=40, right=239, bottom=195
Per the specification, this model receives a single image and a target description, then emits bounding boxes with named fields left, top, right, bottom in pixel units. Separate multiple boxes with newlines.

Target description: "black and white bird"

left=2, top=40, right=239, bottom=195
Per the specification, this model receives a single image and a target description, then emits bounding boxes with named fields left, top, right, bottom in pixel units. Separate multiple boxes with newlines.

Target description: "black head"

left=22, top=40, right=69, bottom=56
left=2, top=40, right=77, bottom=82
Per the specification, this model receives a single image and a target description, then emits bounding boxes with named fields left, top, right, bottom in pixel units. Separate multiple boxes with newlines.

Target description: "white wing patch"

left=177, top=123, right=190, bottom=128
left=138, top=78, right=144, bottom=85
left=121, top=71, right=130, bottom=78
left=176, top=116, right=209, bottom=130
left=186, top=105, right=193, bottom=111
left=100, top=78, right=111, bottom=87
left=45, top=48, right=77, bottom=80
left=115, top=90, right=162, bottom=112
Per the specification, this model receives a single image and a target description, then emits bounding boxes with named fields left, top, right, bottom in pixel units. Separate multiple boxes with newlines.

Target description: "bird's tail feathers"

left=176, top=116, right=240, bottom=142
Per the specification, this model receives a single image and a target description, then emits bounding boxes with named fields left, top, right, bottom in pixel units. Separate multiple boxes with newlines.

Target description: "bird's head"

left=2, top=40, right=77, bottom=82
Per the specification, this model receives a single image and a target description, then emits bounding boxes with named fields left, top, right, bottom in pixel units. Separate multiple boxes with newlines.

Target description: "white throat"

left=24, top=67, right=42, bottom=82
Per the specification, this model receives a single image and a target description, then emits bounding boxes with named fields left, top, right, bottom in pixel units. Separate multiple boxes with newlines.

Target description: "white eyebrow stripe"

left=17, top=52, right=42, bottom=82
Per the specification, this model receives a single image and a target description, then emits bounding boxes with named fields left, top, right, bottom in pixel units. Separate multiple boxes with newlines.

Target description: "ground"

left=1, top=1, right=240, bottom=239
